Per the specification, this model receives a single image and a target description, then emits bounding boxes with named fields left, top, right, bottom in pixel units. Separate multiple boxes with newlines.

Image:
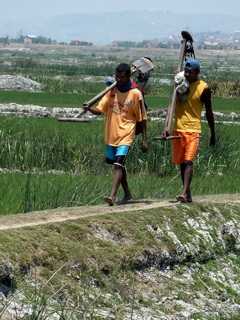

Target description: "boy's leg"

left=177, top=133, right=199, bottom=203
left=180, top=162, right=192, bottom=202
left=177, top=161, right=193, bottom=202
left=108, top=156, right=131, bottom=204
left=104, top=145, right=131, bottom=206
left=108, top=162, right=124, bottom=204
left=105, top=162, right=129, bottom=206
left=172, top=132, right=186, bottom=201
left=104, top=145, right=117, bottom=205
left=115, top=146, right=132, bottom=202
left=119, top=165, right=132, bottom=203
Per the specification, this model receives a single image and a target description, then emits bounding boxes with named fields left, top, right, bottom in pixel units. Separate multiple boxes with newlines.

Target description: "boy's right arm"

left=84, top=93, right=110, bottom=115
left=84, top=104, right=102, bottom=115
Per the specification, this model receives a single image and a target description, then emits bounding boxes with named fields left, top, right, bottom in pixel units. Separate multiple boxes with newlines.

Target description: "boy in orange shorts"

left=164, top=58, right=215, bottom=202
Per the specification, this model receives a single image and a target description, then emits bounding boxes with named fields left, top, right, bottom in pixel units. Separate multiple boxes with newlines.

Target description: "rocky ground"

left=0, top=104, right=240, bottom=124
left=0, top=196, right=239, bottom=319
left=0, top=103, right=96, bottom=121
left=0, top=75, right=41, bottom=92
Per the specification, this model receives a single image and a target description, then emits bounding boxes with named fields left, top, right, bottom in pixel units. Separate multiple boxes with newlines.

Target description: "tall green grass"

left=0, top=117, right=239, bottom=214
left=0, top=117, right=239, bottom=173
left=0, top=170, right=239, bottom=215
left=0, top=117, right=238, bottom=175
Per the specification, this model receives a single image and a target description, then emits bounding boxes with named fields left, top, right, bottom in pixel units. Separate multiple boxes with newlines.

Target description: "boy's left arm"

left=201, top=88, right=216, bottom=146
left=140, top=98, right=148, bottom=153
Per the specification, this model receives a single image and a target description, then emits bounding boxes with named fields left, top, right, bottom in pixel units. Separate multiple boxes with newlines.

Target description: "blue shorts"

left=105, top=145, right=130, bottom=166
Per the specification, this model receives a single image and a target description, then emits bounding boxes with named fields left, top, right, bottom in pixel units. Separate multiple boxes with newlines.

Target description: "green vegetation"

left=0, top=91, right=170, bottom=108
left=0, top=117, right=237, bottom=175
left=212, top=96, right=240, bottom=112
left=1, top=171, right=240, bottom=215
left=0, top=46, right=239, bottom=215
left=0, top=91, right=94, bottom=107
left=1, top=45, right=240, bottom=107
left=1, top=91, right=240, bottom=112
left=0, top=116, right=238, bottom=214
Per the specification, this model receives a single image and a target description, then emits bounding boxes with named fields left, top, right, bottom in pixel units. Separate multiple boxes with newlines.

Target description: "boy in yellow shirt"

left=87, top=63, right=148, bottom=205
left=163, top=58, right=215, bottom=202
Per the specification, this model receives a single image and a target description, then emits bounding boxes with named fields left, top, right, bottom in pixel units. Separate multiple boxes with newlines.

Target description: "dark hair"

left=116, top=63, right=131, bottom=76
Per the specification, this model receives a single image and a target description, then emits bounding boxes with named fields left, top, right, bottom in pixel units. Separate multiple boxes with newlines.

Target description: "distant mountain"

left=1, top=11, right=240, bottom=43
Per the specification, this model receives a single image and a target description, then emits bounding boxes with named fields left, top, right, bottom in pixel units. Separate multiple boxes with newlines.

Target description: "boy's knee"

left=113, top=162, right=124, bottom=170
left=105, top=158, right=114, bottom=165
left=183, top=160, right=193, bottom=166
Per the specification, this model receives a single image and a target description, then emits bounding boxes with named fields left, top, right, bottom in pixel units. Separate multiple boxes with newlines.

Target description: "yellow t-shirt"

left=174, top=80, right=208, bottom=133
left=96, top=88, right=147, bottom=146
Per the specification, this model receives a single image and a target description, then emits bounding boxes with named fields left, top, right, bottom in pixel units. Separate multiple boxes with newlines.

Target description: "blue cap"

left=105, top=76, right=115, bottom=86
left=184, top=58, right=200, bottom=72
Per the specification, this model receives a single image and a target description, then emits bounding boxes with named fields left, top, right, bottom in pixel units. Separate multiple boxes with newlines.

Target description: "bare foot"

left=104, top=196, right=115, bottom=206
left=118, top=194, right=133, bottom=205
left=176, top=195, right=188, bottom=203
left=187, top=192, right=192, bottom=203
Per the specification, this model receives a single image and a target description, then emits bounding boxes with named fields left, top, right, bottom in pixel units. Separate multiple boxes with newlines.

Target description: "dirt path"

left=0, top=194, right=239, bottom=231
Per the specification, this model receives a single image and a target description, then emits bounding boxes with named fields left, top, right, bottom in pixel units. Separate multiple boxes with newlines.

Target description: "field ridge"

left=0, top=193, right=239, bottom=231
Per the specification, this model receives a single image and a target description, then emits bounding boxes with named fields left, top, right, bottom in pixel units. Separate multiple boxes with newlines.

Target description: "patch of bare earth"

left=0, top=193, right=239, bottom=231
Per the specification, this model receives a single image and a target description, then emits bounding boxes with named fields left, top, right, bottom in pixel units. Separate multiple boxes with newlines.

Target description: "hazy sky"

left=3, top=0, right=240, bottom=19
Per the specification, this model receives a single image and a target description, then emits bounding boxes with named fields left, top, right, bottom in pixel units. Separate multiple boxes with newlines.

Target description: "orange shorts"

left=172, top=131, right=200, bottom=164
